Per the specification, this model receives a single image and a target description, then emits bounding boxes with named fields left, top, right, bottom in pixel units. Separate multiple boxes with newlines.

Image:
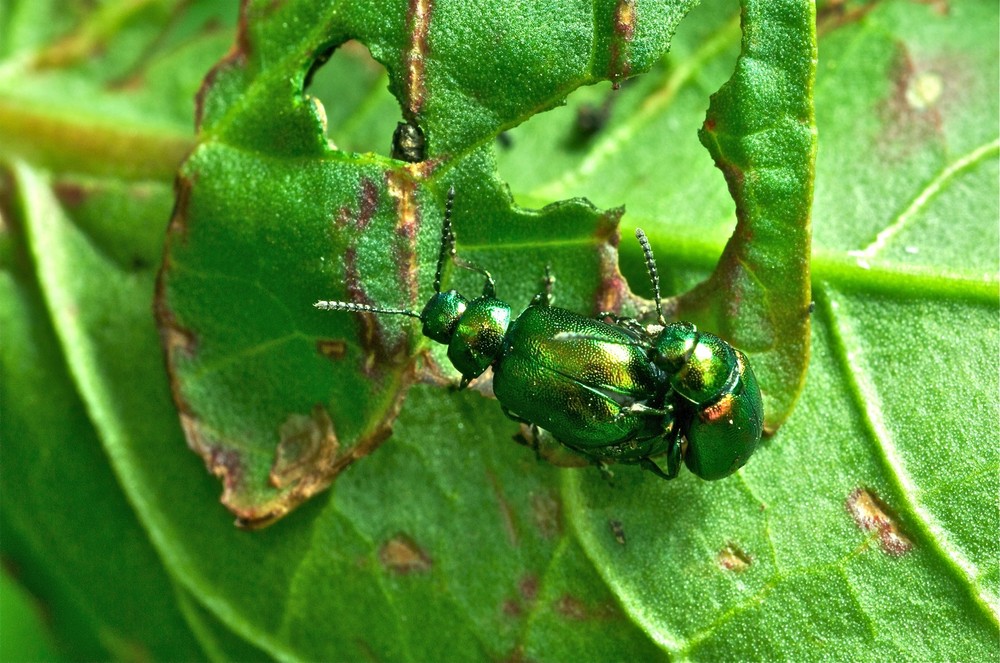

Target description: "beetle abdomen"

left=493, top=306, right=666, bottom=450
left=682, top=350, right=763, bottom=480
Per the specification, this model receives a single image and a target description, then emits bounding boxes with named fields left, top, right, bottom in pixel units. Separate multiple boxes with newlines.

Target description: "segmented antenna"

left=432, top=186, right=457, bottom=293
left=313, top=300, right=421, bottom=318
left=634, top=228, right=665, bottom=326
left=436, top=185, right=497, bottom=297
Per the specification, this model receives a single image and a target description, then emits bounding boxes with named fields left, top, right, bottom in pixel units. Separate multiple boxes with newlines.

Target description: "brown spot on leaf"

left=593, top=208, right=633, bottom=316
left=357, top=178, right=380, bottom=231
left=414, top=348, right=457, bottom=387
left=519, top=574, right=539, bottom=603
left=816, top=0, right=880, bottom=37
left=489, top=470, right=519, bottom=547
left=107, top=72, right=147, bottom=92
left=316, top=339, right=347, bottom=360
left=609, top=0, right=636, bottom=88
left=502, top=645, right=533, bottom=663
left=334, top=177, right=416, bottom=375
left=846, top=487, right=914, bottom=556
left=386, top=170, right=422, bottom=307
left=503, top=574, right=540, bottom=620
left=379, top=534, right=432, bottom=574
left=270, top=406, right=340, bottom=490
left=207, top=445, right=246, bottom=495
left=718, top=542, right=752, bottom=572
left=333, top=205, right=352, bottom=230
left=52, top=181, right=88, bottom=207
left=404, top=0, right=434, bottom=115
left=342, top=245, right=411, bottom=376
left=502, top=598, right=522, bottom=617
left=878, top=48, right=946, bottom=161
left=407, top=158, right=443, bottom=180
left=530, top=491, right=562, bottom=539
left=609, top=520, right=626, bottom=545
left=342, top=245, right=380, bottom=374
left=555, top=595, right=588, bottom=620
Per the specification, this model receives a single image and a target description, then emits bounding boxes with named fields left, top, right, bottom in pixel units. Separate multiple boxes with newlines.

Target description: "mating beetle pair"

left=316, top=188, right=763, bottom=481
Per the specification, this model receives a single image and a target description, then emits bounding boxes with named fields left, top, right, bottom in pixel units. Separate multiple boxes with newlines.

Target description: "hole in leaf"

left=494, top=79, right=622, bottom=208
left=846, top=487, right=914, bottom=556
left=494, top=2, right=742, bottom=301
left=306, top=40, right=402, bottom=158
left=717, top=542, right=752, bottom=572
left=378, top=534, right=433, bottom=574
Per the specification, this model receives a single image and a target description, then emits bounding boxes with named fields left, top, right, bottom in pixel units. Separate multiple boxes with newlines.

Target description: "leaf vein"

left=849, top=138, right=1000, bottom=261
left=817, top=284, right=1000, bottom=626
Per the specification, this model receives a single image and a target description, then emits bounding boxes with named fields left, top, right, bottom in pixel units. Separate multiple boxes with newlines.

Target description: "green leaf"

left=0, top=170, right=206, bottom=661
left=157, top=0, right=723, bottom=525
left=1, top=0, right=996, bottom=660
left=0, top=569, right=61, bottom=662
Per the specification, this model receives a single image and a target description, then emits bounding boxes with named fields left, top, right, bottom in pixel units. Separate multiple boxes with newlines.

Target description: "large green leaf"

left=1, top=0, right=996, bottom=660
left=0, top=171, right=206, bottom=660
left=158, top=0, right=812, bottom=525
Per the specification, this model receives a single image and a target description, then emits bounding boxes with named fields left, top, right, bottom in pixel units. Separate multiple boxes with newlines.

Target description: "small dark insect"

left=391, top=121, right=426, bottom=163
left=574, top=102, right=612, bottom=140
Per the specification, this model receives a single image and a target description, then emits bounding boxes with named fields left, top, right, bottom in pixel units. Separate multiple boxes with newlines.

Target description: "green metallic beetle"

left=315, top=188, right=763, bottom=481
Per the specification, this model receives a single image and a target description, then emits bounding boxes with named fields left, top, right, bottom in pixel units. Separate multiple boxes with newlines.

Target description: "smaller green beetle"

left=315, top=188, right=763, bottom=481
left=648, top=319, right=763, bottom=480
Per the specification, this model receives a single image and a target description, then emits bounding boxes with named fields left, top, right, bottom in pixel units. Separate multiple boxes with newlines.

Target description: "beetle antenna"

left=437, top=186, right=497, bottom=297
left=314, top=300, right=422, bottom=319
left=634, top=228, right=665, bottom=326
left=432, top=186, right=456, bottom=293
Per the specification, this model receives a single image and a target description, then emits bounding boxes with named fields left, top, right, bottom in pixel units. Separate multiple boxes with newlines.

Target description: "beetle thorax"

left=446, top=296, right=512, bottom=381
left=652, top=322, right=739, bottom=406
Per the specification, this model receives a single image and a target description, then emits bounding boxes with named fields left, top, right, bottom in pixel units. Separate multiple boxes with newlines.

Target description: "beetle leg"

left=639, top=457, right=672, bottom=480
left=639, top=424, right=682, bottom=480
left=663, top=425, right=682, bottom=479
left=595, top=311, right=646, bottom=335
left=452, top=256, right=497, bottom=297
left=500, top=404, right=531, bottom=424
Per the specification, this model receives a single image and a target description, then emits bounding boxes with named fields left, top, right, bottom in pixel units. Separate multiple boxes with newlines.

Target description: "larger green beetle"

left=316, top=188, right=763, bottom=481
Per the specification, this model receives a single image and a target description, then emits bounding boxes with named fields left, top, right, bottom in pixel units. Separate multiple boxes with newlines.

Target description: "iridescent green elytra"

left=315, top=188, right=764, bottom=481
